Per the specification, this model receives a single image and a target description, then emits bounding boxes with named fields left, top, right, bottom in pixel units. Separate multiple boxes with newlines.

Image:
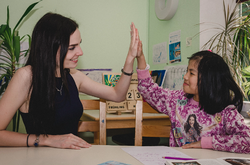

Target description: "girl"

left=0, top=13, right=140, bottom=149
left=136, top=48, right=250, bottom=153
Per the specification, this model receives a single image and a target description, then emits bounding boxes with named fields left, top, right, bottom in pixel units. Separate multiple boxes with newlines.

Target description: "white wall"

left=200, top=0, right=237, bottom=50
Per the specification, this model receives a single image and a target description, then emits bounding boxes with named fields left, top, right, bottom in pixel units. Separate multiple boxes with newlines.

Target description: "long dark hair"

left=184, top=114, right=202, bottom=136
left=26, top=12, right=79, bottom=134
left=186, top=51, right=243, bottom=115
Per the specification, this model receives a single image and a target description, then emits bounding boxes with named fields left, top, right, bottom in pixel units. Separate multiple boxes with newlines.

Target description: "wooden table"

left=82, top=110, right=170, bottom=144
left=0, top=145, right=249, bottom=165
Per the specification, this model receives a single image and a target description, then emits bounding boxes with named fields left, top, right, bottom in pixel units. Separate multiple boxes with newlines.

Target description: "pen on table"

left=162, top=156, right=196, bottom=160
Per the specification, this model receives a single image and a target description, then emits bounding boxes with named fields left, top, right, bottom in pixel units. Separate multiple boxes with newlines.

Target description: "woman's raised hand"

left=46, top=134, right=91, bottom=149
left=128, top=22, right=140, bottom=58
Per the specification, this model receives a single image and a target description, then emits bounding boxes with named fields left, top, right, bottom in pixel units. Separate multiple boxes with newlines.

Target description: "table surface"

left=0, top=145, right=249, bottom=165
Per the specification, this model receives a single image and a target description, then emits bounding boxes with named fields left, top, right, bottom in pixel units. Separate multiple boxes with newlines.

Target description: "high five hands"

left=128, top=22, right=142, bottom=58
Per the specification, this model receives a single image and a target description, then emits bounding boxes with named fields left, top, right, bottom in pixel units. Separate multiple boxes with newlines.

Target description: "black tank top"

left=20, top=73, right=83, bottom=136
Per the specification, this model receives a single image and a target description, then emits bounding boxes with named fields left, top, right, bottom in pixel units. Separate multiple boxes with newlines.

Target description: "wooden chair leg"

left=135, top=100, right=143, bottom=146
left=99, top=101, right=107, bottom=145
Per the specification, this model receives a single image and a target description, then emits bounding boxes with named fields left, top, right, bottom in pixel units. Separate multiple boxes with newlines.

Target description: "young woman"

left=0, top=12, right=140, bottom=149
left=136, top=47, right=250, bottom=153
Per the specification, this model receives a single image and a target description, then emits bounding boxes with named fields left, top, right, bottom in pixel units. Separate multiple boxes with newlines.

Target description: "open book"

left=165, top=157, right=250, bottom=165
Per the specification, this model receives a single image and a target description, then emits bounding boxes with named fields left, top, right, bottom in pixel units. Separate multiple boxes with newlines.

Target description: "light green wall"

left=148, top=0, right=200, bottom=70
left=1, top=0, right=149, bottom=133
left=0, top=0, right=149, bottom=72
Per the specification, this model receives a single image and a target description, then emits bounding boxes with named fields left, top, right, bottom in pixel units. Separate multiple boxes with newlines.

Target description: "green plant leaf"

left=201, top=0, right=250, bottom=99
left=13, top=1, right=41, bottom=32
left=13, top=32, right=20, bottom=62
left=0, top=25, right=7, bottom=36
left=7, top=6, right=9, bottom=26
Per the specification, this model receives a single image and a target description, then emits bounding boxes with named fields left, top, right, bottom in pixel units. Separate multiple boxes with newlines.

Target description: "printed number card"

left=102, top=72, right=141, bottom=114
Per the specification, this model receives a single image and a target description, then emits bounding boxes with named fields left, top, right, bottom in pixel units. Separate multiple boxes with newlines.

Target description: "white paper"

left=153, top=42, right=167, bottom=64
left=162, top=65, right=187, bottom=90
left=122, top=146, right=192, bottom=165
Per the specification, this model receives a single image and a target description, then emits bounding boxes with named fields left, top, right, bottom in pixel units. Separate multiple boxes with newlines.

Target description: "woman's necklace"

left=56, top=82, right=63, bottom=95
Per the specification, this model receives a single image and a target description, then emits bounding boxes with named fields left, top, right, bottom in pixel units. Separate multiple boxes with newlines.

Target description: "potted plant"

left=201, top=0, right=250, bottom=99
left=0, top=1, right=41, bottom=132
left=242, top=66, right=250, bottom=118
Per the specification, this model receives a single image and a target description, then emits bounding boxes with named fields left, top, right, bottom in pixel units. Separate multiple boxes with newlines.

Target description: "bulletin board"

left=102, top=72, right=142, bottom=114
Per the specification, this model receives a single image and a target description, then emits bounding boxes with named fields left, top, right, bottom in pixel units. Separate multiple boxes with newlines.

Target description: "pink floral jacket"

left=137, top=68, right=250, bottom=154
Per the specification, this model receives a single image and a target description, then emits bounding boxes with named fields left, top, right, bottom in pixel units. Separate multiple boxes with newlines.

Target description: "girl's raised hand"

left=137, top=40, right=143, bottom=58
left=128, top=22, right=139, bottom=58
left=46, top=134, right=91, bottom=149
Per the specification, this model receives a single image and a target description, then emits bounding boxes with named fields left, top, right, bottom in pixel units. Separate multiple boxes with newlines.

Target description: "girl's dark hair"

left=187, top=50, right=243, bottom=115
left=26, top=12, right=79, bottom=134
left=184, top=114, right=202, bottom=136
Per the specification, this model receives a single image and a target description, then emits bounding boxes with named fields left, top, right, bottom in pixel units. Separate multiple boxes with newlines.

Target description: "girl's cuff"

left=201, top=137, right=213, bottom=149
left=136, top=64, right=151, bottom=79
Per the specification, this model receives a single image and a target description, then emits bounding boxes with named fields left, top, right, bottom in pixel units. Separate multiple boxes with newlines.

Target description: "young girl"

left=136, top=48, right=250, bottom=153
left=0, top=13, right=140, bottom=149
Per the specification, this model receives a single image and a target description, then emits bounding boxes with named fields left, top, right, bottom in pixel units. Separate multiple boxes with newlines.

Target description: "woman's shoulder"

left=14, top=65, right=32, bottom=81
left=69, top=68, right=85, bottom=78
left=68, top=68, right=87, bottom=87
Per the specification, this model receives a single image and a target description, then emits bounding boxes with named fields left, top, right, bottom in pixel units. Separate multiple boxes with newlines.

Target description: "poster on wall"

left=78, top=68, right=112, bottom=84
left=169, top=30, right=181, bottom=64
left=152, top=42, right=167, bottom=64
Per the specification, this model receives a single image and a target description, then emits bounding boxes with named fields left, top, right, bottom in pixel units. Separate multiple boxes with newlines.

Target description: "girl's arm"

left=136, top=42, right=179, bottom=116
left=0, top=67, right=90, bottom=149
left=75, top=23, right=139, bottom=102
left=211, top=108, right=250, bottom=153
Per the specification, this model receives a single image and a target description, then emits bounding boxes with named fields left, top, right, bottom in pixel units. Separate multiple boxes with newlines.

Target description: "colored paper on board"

left=103, top=73, right=121, bottom=87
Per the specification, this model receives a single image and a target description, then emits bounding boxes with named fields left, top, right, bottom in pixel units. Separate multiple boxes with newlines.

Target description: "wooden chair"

left=134, top=100, right=171, bottom=146
left=78, top=99, right=107, bottom=145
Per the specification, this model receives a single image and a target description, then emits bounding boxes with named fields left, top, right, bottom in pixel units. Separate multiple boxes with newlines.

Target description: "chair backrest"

left=78, top=99, right=100, bottom=132
left=134, top=100, right=171, bottom=146
left=78, top=99, right=107, bottom=145
left=81, top=99, right=100, bottom=110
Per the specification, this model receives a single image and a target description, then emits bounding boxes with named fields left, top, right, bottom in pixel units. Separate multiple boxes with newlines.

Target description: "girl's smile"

left=183, top=60, right=199, bottom=101
left=183, top=82, right=189, bottom=86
